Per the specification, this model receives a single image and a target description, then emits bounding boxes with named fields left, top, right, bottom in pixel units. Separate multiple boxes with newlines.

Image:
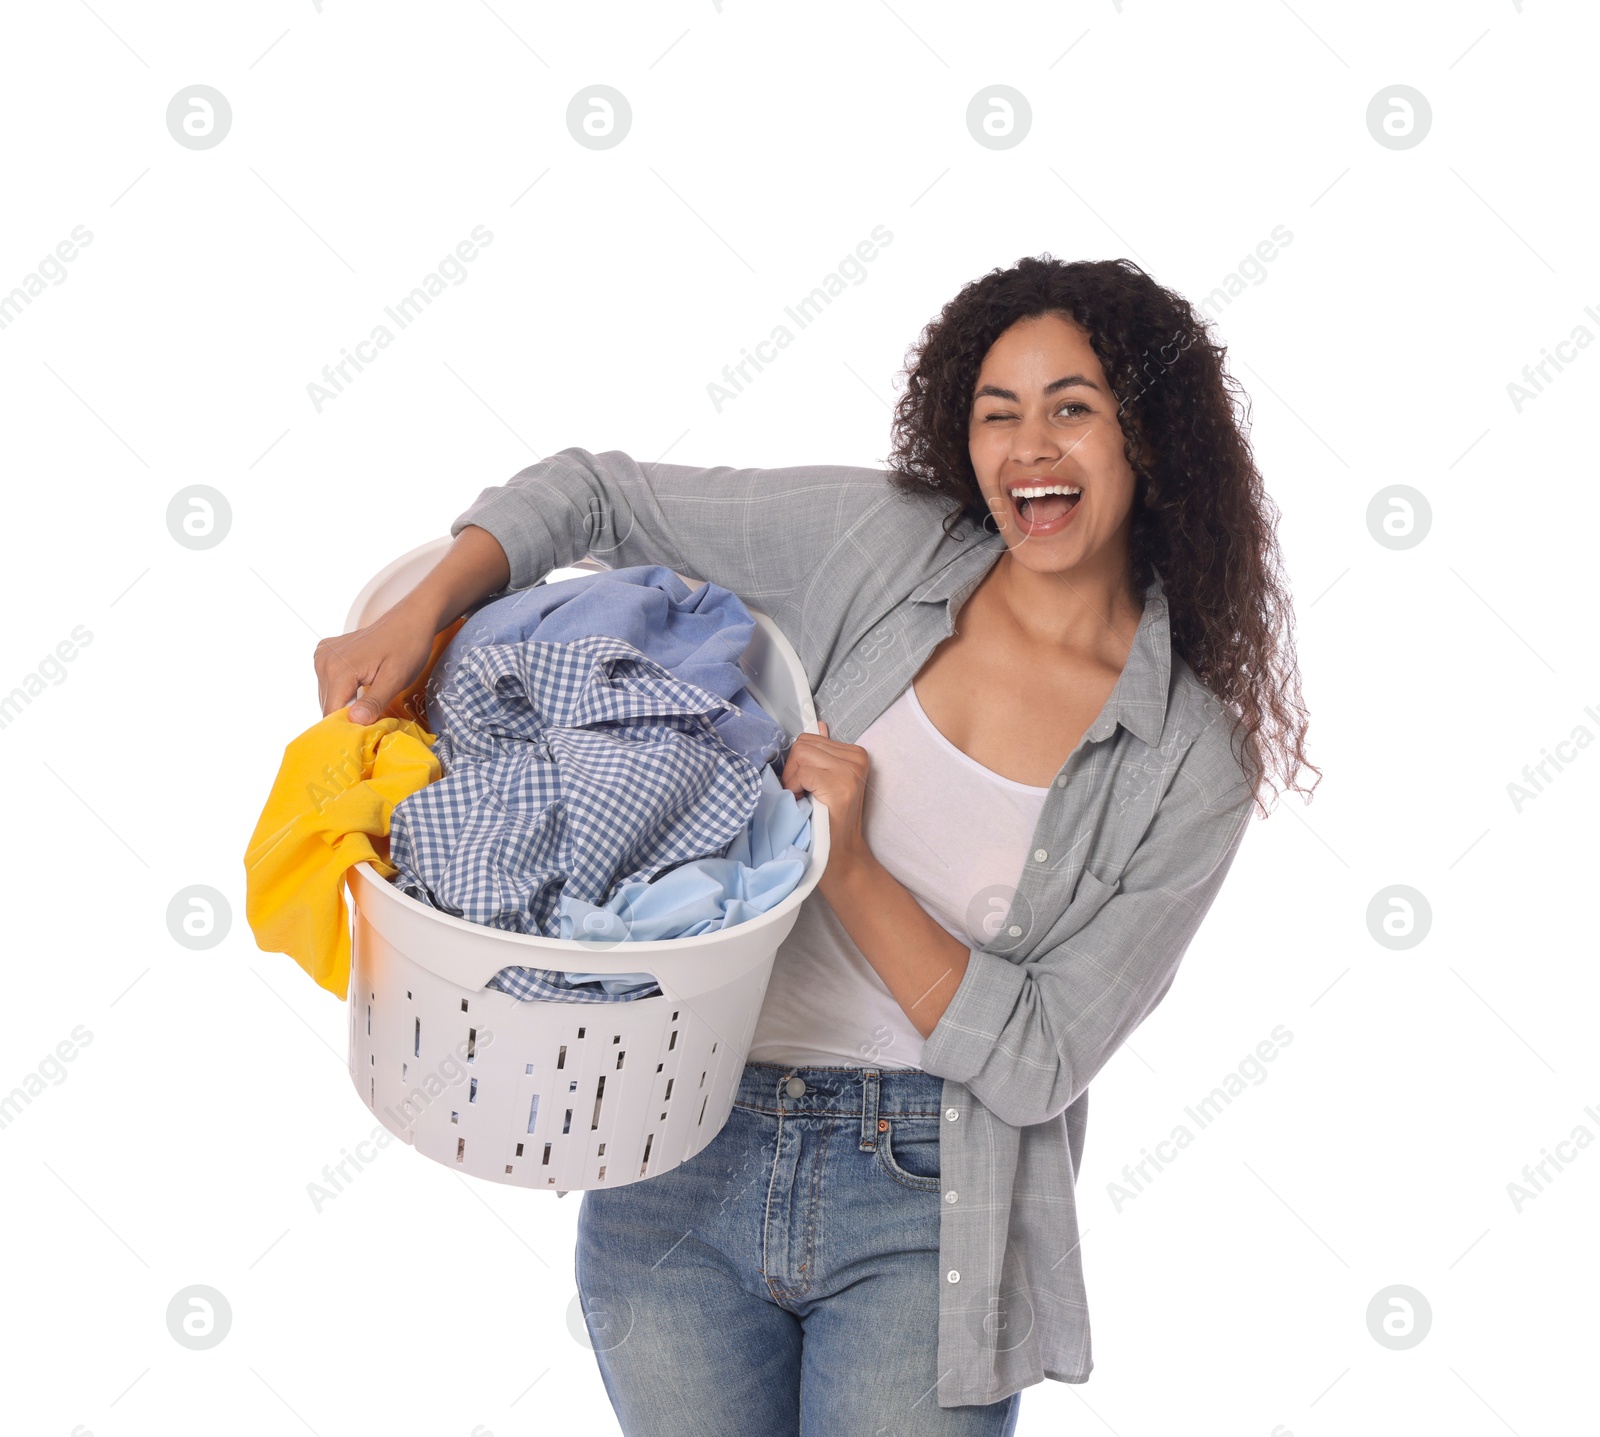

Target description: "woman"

left=315, top=255, right=1317, bottom=1434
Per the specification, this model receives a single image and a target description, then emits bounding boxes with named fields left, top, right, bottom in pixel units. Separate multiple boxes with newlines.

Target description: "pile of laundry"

left=244, top=566, right=813, bottom=1006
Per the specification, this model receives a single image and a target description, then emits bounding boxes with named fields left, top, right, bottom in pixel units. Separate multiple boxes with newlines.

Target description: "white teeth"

left=1009, top=483, right=1082, bottom=499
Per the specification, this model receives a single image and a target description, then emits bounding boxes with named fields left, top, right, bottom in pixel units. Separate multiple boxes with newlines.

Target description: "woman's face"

left=966, top=311, right=1139, bottom=583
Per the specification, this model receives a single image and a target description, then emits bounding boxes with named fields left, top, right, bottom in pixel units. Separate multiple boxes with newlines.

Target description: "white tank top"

left=747, top=680, right=1050, bottom=1070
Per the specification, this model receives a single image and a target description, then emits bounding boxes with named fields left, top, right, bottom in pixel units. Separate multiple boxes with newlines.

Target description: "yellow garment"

left=245, top=709, right=439, bottom=999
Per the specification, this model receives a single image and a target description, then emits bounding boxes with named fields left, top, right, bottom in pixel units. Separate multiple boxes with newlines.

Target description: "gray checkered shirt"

left=453, top=448, right=1254, bottom=1407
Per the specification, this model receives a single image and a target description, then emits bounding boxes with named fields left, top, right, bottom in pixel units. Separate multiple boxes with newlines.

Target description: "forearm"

left=450, top=446, right=899, bottom=613
left=396, top=524, right=511, bottom=632
left=821, top=854, right=972, bottom=1040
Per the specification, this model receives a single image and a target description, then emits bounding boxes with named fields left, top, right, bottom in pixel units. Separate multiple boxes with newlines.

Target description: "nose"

left=1010, top=409, right=1067, bottom=470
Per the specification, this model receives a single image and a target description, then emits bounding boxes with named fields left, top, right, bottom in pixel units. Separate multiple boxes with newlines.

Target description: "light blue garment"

left=557, top=762, right=812, bottom=945
left=428, top=564, right=789, bottom=770
left=489, top=763, right=813, bottom=1002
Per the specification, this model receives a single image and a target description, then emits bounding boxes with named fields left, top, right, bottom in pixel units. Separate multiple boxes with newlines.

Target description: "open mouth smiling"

left=1004, top=480, right=1082, bottom=535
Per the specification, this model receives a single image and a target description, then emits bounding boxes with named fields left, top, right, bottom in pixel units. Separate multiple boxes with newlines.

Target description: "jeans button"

left=785, top=1076, right=807, bottom=1099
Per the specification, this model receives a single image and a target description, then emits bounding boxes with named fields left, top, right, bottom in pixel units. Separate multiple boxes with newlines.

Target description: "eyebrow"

left=973, top=374, right=1102, bottom=401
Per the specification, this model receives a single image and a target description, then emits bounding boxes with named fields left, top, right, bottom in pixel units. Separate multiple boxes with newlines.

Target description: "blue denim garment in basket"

left=427, top=564, right=790, bottom=771
left=488, top=762, right=814, bottom=1002
left=389, top=634, right=764, bottom=967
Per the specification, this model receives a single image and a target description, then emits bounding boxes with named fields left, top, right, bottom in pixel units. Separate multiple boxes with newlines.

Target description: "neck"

left=986, top=545, right=1144, bottom=659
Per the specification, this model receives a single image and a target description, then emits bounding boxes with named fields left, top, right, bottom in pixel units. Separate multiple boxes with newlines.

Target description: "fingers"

left=780, top=735, right=819, bottom=796
left=316, top=642, right=359, bottom=718
left=779, top=744, right=804, bottom=796
left=781, top=729, right=808, bottom=788
left=779, top=727, right=866, bottom=801
left=316, top=638, right=380, bottom=722
left=348, top=662, right=400, bottom=725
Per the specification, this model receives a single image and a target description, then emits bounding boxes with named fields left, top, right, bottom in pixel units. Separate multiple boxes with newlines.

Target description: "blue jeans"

left=575, top=1062, right=1023, bottom=1436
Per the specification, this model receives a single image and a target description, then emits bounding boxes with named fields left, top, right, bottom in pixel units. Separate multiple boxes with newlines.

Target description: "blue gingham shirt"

left=389, top=633, right=763, bottom=952
left=451, top=448, right=1256, bottom=1408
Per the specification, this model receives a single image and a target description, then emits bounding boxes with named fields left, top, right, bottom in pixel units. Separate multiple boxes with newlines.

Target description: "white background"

left=1, top=1, right=1595, bottom=1434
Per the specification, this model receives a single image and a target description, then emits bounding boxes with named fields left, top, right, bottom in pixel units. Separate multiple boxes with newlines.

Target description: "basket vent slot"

left=591, top=1076, right=607, bottom=1131
left=526, top=1095, right=540, bottom=1135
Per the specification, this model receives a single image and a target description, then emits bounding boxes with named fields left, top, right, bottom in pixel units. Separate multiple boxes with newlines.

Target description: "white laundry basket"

left=343, top=538, right=829, bottom=1193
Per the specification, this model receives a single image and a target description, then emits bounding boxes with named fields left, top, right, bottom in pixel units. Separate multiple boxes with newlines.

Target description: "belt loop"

left=860, top=1068, right=881, bottom=1151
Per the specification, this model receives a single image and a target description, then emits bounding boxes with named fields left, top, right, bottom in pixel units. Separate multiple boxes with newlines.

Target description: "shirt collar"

left=910, top=531, right=1173, bottom=749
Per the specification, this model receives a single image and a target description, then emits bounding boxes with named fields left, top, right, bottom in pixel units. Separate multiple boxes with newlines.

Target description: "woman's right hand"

left=314, top=601, right=441, bottom=725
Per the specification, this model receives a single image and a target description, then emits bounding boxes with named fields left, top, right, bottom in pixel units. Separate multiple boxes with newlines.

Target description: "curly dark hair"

left=885, top=254, right=1318, bottom=813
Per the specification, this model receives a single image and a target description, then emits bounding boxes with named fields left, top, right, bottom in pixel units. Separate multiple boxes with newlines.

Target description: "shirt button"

left=1007, top=924, right=1022, bottom=937
left=785, top=1077, right=806, bottom=1098
left=947, top=1270, right=961, bottom=1283
left=945, top=1108, right=959, bottom=1121
left=1055, top=775, right=1067, bottom=787
left=945, top=1190, right=958, bottom=1203
left=1033, top=847, right=1048, bottom=863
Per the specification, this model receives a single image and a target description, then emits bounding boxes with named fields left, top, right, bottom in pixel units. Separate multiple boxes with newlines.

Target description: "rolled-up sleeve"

left=451, top=446, right=889, bottom=608
left=918, top=748, right=1255, bottom=1128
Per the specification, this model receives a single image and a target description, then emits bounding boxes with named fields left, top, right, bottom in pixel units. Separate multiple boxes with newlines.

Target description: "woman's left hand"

left=780, top=720, right=874, bottom=886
